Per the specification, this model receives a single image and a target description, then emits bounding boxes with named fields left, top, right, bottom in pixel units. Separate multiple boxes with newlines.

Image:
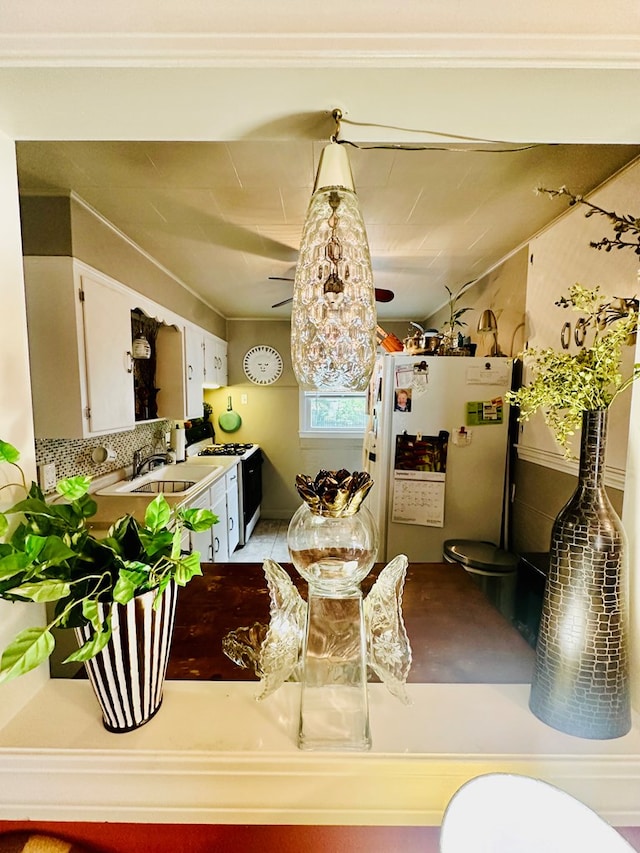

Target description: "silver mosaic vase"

left=529, top=409, right=630, bottom=739
left=74, top=581, right=178, bottom=733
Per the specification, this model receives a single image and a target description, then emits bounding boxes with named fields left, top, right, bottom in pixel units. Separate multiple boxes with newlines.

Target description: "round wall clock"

left=243, top=345, right=283, bottom=385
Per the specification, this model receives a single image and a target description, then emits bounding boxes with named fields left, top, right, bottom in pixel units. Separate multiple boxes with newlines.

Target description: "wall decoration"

left=243, top=345, right=283, bottom=385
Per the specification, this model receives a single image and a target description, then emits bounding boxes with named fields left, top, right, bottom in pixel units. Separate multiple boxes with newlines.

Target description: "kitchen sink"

left=131, top=479, right=196, bottom=494
left=95, top=463, right=222, bottom=497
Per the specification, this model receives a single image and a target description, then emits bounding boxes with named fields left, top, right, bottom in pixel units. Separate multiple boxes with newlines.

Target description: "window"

left=299, top=391, right=367, bottom=438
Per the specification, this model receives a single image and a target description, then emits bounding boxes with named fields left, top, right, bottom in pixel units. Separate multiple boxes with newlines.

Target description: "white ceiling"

left=15, top=139, right=640, bottom=321
left=5, top=2, right=640, bottom=323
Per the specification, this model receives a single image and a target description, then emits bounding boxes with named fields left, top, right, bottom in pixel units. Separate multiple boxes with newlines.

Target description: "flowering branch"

left=507, top=285, right=639, bottom=456
left=537, top=186, right=640, bottom=255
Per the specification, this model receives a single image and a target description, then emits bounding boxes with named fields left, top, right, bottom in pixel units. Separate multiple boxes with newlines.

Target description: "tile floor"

left=228, top=517, right=290, bottom=563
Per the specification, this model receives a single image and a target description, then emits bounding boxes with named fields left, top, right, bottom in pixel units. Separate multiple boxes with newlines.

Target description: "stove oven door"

left=241, top=449, right=263, bottom=544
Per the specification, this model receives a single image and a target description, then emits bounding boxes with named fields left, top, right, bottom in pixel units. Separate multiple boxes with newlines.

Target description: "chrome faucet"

left=132, top=445, right=172, bottom=479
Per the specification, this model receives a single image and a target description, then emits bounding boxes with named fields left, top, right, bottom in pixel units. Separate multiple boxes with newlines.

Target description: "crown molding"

left=1, top=33, right=640, bottom=69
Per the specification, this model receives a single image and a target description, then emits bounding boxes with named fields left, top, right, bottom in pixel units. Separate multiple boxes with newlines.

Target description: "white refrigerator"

left=362, top=354, right=513, bottom=562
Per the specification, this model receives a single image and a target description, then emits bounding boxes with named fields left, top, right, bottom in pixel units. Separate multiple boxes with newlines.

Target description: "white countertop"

left=88, top=456, right=239, bottom=527
left=1, top=680, right=639, bottom=826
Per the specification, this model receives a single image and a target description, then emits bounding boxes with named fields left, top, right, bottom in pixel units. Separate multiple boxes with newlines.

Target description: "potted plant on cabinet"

left=440, top=281, right=474, bottom=354
left=0, top=439, right=217, bottom=731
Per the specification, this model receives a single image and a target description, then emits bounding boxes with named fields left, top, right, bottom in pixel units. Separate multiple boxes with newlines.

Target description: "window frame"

left=298, top=390, right=368, bottom=439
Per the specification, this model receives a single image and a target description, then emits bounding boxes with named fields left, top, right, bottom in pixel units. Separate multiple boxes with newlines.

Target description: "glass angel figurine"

left=224, top=470, right=412, bottom=751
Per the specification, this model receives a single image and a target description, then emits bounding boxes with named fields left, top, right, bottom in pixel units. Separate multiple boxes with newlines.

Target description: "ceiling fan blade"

left=271, top=297, right=294, bottom=308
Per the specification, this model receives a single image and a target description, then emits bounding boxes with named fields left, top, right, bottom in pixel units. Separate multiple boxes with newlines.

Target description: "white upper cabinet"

left=24, top=257, right=136, bottom=438
left=184, top=324, right=206, bottom=419
left=25, top=256, right=228, bottom=438
left=168, top=326, right=228, bottom=421
left=179, top=327, right=228, bottom=420
left=82, top=271, right=136, bottom=433
left=215, top=336, right=228, bottom=387
left=204, top=332, right=228, bottom=388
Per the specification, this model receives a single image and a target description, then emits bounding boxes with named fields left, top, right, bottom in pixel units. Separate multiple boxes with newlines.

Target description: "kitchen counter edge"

left=87, top=457, right=239, bottom=528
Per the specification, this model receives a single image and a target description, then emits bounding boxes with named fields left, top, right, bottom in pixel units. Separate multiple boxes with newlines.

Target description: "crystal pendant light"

left=291, top=136, right=377, bottom=391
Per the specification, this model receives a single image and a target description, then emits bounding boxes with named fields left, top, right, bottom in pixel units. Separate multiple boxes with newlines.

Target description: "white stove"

left=185, top=439, right=262, bottom=546
left=186, top=440, right=259, bottom=461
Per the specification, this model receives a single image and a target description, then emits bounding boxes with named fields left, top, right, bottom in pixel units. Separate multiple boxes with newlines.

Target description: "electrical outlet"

left=39, top=462, right=56, bottom=492
left=241, top=394, right=248, bottom=405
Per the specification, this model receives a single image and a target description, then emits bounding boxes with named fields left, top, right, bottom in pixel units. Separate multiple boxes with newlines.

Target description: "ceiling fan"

left=269, top=276, right=395, bottom=308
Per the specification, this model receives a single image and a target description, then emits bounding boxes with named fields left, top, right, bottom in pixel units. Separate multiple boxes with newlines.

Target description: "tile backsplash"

left=35, top=420, right=172, bottom=493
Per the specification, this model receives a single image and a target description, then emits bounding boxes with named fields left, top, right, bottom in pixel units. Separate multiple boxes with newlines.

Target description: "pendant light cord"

left=332, top=109, right=551, bottom=154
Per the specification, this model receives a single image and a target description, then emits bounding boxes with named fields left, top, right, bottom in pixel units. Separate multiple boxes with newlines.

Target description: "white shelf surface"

left=1, top=680, right=640, bottom=826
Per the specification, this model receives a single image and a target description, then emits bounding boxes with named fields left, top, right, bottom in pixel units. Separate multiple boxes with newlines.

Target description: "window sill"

left=299, top=432, right=364, bottom=441
left=1, top=681, right=639, bottom=825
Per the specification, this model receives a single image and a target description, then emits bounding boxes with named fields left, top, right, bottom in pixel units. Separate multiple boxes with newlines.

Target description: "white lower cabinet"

left=188, top=488, right=216, bottom=564
left=226, top=465, right=240, bottom=555
left=211, top=478, right=229, bottom=563
left=188, top=465, right=240, bottom=564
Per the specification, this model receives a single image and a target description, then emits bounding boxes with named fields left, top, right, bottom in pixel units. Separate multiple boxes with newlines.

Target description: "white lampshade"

left=290, top=142, right=377, bottom=391
left=477, top=308, right=502, bottom=356
left=477, top=309, right=498, bottom=334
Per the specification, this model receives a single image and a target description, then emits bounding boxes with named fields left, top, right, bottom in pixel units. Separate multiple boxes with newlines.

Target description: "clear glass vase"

left=287, top=500, right=378, bottom=750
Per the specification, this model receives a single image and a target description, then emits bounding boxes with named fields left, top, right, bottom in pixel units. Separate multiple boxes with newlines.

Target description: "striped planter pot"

left=74, top=581, right=178, bottom=733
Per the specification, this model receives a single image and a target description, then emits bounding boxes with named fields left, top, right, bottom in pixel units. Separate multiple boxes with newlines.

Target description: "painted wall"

left=20, top=194, right=227, bottom=339
left=424, top=247, right=528, bottom=359
left=19, top=194, right=229, bottom=488
left=508, top=164, right=639, bottom=555
left=511, top=459, right=624, bottom=554
left=425, top=230, right=628, bottom=553
left=0, top=137, right=48, bottom=726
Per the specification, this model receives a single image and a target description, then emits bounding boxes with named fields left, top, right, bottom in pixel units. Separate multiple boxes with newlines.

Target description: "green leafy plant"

left=442, top=281, right=473, bottom=346
left=0, top=440, right=217, bottom=683
left=507, top=284, right=639, bottom=455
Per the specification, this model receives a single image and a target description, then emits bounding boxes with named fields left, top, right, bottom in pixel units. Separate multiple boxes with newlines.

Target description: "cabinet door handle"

left=126, top=351, right=133, bottom=373
left=229, top=517, right=234, bottom=530
left=214, top=536, right=220, bottom=553
left=188, top=364, right=193, bottom=380
left=208, top=542, right=214, bottom=560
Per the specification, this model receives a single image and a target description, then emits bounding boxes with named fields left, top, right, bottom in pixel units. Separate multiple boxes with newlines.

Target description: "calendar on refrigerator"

left=390, top=432, right=449, bottom=527
left=392, top=470, right=445, bottom=527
